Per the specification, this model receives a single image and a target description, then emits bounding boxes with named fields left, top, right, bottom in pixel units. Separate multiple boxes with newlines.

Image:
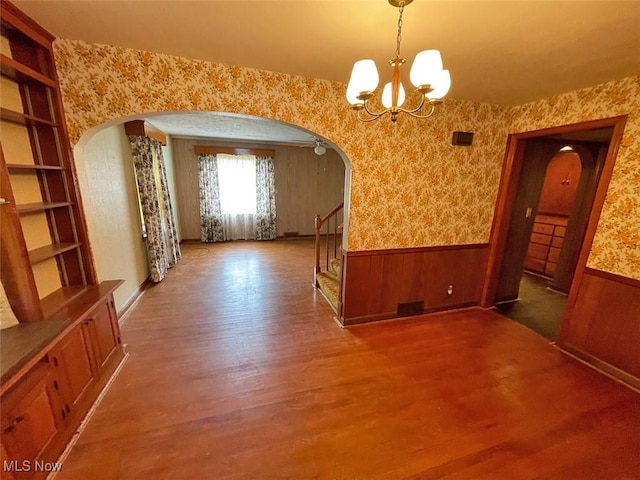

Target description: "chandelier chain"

left=395, top=2, right=405, bottom=59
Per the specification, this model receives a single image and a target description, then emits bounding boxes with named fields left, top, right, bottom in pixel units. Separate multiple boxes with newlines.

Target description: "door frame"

left=481, top=116, right=627, bottom=337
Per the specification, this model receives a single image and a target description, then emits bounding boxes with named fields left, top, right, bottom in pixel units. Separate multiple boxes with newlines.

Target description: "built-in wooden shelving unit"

left=1, top=0, right=96, bottom=318
left=1, top=4, right=125, bottom=475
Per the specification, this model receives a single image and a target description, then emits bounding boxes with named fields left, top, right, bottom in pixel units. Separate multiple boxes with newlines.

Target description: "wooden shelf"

left=0, top=107, right=56, bottom=127
left=1, top=0, right=96, bottom=323
left=40, top=281, right=123, bottom=321
left=40, top=285, right=89, bottom=320
left=0, top=53, right=57, bottom=88
left=28, top=242, right=81, bottom=265
left=17, top=202, right=71, bottom=214
left=7, top=163, right=64, bottom=171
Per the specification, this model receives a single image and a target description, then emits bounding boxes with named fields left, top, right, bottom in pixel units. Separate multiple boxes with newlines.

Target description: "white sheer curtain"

left=217, top=154, right=257, bottom=240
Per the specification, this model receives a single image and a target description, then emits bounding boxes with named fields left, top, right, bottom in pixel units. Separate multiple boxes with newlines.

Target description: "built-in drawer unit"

left=524, top=214, right=568, bottom=278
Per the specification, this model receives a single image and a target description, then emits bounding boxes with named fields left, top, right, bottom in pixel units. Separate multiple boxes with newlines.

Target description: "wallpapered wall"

left=76, top=124, right=151, bottom=310
left=510, top=76, right=640, bottom=279
left=53, top=40, right=639, bottom=280
left=53, top=40, right=511, bottom=252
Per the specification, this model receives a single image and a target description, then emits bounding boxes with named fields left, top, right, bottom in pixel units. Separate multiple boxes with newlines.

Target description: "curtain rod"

left=194, top=146, right=275, bottom=157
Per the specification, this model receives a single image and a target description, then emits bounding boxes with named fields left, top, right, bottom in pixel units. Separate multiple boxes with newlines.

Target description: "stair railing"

left=314, top=202, right=344, bottom=283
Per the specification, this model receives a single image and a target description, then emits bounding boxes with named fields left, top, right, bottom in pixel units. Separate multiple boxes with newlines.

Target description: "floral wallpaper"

left=510, top=76, right=640, bottom=280
left=53, top=40, right=510, bottom=252
left=53, top=40, right=638, bottom=280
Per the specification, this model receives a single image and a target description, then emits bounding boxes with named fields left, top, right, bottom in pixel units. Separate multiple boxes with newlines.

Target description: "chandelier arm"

left=357, top=110, right=389, bottom=122
left=360, top=100, right=388, bottom=120
left=397, top=94, right=426, bottom=114
left=401, top=102, right=437, bottom=119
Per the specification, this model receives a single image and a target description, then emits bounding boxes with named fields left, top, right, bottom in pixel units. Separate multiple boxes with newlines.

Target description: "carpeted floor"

left=495, top=272, right=567, bottom=340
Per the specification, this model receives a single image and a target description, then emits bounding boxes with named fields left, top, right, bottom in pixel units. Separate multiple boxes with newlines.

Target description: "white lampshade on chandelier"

left=346, top=0, right=451, bottom=122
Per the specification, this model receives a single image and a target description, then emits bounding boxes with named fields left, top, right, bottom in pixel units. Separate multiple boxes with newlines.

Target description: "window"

left=217, top=154, right=257, bottom=214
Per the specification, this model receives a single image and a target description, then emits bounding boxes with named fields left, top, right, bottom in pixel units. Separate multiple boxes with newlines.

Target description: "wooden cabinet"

left=0, top=5, right=126, bottom=477
left=1, top=284, right=124, bottom=480
left=46, top=299, right=120, bottom=416
left=84, top=300, right=120, bottom=371
left=524, top=214, right=568, bottom=278
left=0, top=363, right=63, bottom=478
left=48, top=324, right=95, bottom=417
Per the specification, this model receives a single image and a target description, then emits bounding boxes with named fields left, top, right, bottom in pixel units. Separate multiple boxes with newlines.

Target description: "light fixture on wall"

left=314, top=139, right=326, bottom=156
left=346, top=0, right=451, bottom=123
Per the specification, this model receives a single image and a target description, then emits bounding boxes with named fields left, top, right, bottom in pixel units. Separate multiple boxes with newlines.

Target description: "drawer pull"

left=53, top=380, right=59, bottom=390
left=2, top=415, right=25, bottom=433
left=52, top=356, right=59, bottom=367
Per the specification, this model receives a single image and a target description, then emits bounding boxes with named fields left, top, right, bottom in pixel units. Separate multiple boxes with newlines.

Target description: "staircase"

left=314, top=203, right=344, bottom=313
left=316, top=257, right=342, bottom=311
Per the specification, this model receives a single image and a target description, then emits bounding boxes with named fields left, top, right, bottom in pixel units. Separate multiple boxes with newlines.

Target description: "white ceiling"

left=145, top=112, right=323, bottom=146
left=12, top=0, right=640, bottom=144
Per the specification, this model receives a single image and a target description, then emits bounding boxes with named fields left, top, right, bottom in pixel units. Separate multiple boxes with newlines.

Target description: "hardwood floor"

left=54, top=239, right=640, bottom=480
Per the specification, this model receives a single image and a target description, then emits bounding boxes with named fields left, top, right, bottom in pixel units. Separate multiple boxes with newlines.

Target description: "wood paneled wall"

left=171, top=138, right=345, bottom=240
left=341, top=244, right=488, bottom=325
left=558, top=268, right=640, bottom=388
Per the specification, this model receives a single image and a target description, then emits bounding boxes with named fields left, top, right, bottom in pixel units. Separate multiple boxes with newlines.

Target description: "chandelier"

left=346, top=0, right=451, bottom=122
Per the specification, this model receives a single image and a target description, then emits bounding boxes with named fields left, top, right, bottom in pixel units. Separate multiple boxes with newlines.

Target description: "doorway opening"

left=74, top=111, right=351, bottom=316
left=482, top=117, right=627, bottom=341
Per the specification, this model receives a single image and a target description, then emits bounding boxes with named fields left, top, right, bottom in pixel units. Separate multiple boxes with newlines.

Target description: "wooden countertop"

left=0, top=280, right=124, bottom=392
left=1, top=318, right=70, bottom=384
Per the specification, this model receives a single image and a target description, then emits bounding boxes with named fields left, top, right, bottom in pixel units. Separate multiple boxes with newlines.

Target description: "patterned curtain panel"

left=155, top=144, right=182, bottom=266
left=198, top=154, right=224, bottom=242
left=129, top=135, right=181, bottom=282
left=255, top=156, right=277, bottom=240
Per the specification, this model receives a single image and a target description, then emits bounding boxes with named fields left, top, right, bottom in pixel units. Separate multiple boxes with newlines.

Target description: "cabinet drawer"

left=527, top=242, right=549, bottom=260
left=525, top=257, right=546, bottom=273
left=531, top=232, right=552, bottom=246
left=545, top=261, right=558, bottom=276
left=533, top=223, right=555, bottom=235
left=552, top=236, right=564, bottom=248
left=548, top=246, right=561, bottom=263
left=536, top=214, right=568, bottom=226
left=554, top=226, right=567, bottom=238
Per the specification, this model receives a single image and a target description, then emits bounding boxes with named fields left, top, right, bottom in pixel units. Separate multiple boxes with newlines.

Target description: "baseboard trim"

left=343, top=303, right=480, bottom=326
left=118, top=276, right=151, bottom=325
left=556, top=343, right=640, bottom=393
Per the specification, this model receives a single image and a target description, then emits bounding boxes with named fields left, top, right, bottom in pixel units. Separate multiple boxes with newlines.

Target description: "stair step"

left=316, top=271, right=339, bottom=312
left=329, top=257, right=342, bottom=278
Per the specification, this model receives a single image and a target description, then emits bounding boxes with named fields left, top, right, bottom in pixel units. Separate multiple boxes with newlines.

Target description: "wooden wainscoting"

left=558, top=267, right=640, bottom=389
left=341, top=244, right=488, bottom=325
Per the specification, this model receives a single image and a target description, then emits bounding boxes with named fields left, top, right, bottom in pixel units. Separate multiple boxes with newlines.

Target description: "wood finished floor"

left=56, top=240, right=640, bottom=480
